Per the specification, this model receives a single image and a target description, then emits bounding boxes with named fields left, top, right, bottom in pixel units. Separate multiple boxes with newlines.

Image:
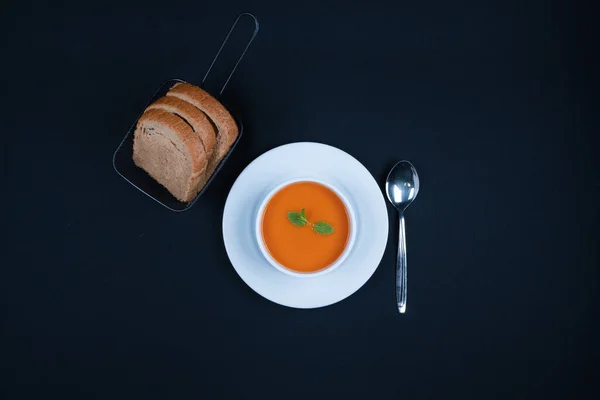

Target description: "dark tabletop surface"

left=2, top=0, right=598, bottom=398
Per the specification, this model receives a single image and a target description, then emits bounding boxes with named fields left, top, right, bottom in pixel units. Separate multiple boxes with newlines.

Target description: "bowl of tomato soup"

left=256, top=179, right=356, bottom=277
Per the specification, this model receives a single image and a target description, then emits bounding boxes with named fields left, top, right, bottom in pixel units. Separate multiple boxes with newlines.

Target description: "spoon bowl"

left=386, top=161, right=420, bottom=211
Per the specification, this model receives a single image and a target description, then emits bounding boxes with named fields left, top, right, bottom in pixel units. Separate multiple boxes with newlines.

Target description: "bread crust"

left=146, top=96, right=217, bottom=159
left=166, top=82, right=238, bottom=160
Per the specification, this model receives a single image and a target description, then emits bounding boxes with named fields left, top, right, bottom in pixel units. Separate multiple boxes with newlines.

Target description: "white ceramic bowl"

left=255, top=178, right=357, bottom=278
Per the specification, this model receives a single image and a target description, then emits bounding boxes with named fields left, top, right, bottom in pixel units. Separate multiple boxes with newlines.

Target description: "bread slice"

left=133, top=108, right=207, bottom=202
left=166, top=83, right=238, bottom=176
left=146, top=96, right=217, bottom=161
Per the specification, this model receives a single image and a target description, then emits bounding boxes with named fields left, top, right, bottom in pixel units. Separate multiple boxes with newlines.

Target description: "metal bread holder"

left=113, top=13, right=259, bottom=212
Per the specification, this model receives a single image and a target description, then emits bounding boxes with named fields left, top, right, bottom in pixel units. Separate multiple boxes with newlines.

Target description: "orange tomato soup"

left=261, top=181, right=350, bottom=273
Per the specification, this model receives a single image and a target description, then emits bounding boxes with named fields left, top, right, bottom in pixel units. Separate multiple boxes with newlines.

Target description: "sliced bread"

left=166, top=82, right=238, bottom=175
left=145, top=96, right=217, bottom=161
left=133, top=108, right=207, bottom=202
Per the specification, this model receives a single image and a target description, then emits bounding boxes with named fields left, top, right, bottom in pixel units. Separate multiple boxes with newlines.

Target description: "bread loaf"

left=132, top=82, right=237, bottom=202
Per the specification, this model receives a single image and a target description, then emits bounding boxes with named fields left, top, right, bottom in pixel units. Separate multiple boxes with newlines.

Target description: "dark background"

left=2, top=0, right=598, bottom=398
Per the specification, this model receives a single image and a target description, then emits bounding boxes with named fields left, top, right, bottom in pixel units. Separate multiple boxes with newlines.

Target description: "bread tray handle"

left=202, top=12, right=259, bottom=96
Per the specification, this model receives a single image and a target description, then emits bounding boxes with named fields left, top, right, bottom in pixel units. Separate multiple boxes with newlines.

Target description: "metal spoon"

left=385, top=161, right=420, bottom=313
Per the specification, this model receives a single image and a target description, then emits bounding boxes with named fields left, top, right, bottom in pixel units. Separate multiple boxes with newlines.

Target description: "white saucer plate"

left=222, top=142, right=389, bottom=308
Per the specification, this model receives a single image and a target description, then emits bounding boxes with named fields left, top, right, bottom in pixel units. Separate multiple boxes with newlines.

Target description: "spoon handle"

left=397, top=212, right=407, bottom=313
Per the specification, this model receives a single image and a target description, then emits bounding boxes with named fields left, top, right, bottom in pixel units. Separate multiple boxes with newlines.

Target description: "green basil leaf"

left=287, top=211, right=308, bottom=227
left=313, top=222, right=334, bottom=235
